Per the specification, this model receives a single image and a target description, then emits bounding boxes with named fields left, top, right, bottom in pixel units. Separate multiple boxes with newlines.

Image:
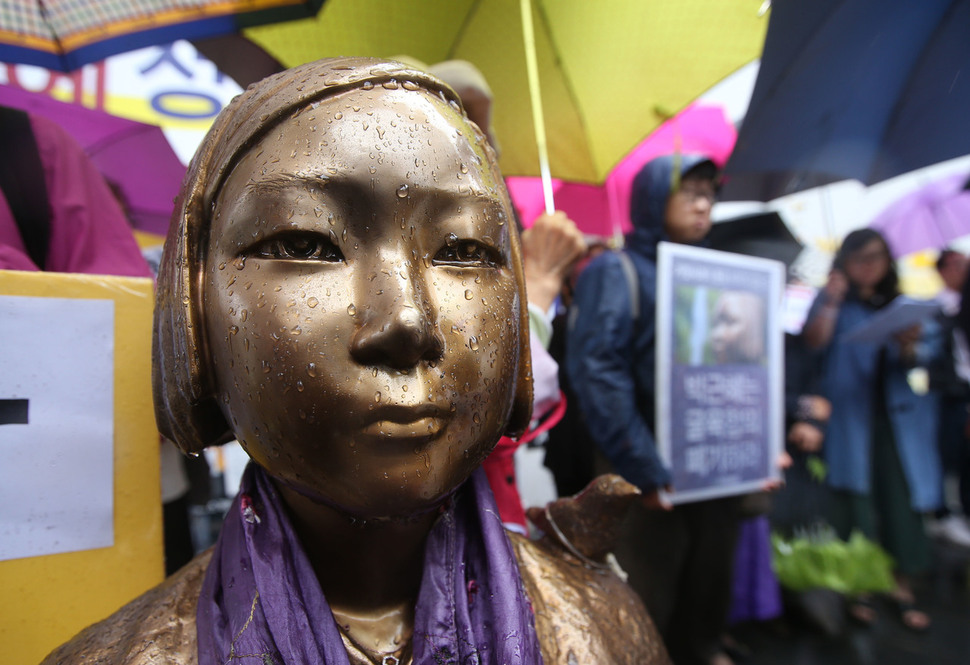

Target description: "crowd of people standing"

left=543, top=154, right=970, bottom=663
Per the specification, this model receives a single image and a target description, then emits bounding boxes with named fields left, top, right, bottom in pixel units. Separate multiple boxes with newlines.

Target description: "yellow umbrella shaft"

left=520, top=0, right=555, bottom=215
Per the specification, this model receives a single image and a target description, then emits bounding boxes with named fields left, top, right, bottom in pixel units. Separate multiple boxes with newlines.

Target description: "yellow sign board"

left=0, top=270, right=162, bottom=664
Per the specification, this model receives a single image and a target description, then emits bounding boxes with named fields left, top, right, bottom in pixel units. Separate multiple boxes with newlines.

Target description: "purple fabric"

left=198, top=464, right=543, bottom=664
left=728, top=516, right=783, bottom=624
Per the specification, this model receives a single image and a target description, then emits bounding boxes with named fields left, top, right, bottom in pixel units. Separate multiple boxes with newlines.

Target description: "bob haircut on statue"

left=153, top=56, right=533, bottom=455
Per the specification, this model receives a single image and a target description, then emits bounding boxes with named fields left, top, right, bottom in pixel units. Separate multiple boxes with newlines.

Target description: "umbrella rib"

left=531, top=1, right=597, bottom=181
left=446, top=0, right=484, bottom=60
left=37, top=0, right=68, bottom=69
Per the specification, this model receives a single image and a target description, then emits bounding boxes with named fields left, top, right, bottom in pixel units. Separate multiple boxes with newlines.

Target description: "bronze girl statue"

left=44, top=57, right=667, bottom=665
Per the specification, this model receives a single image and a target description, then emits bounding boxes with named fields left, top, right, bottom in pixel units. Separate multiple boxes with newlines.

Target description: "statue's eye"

left=433, top=239, right=499, bottom=267
left=253, top=233, right=344, bottom=262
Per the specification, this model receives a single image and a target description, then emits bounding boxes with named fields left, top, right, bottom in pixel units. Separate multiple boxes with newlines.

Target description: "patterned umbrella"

left=0, top=0, right=323, bottom=72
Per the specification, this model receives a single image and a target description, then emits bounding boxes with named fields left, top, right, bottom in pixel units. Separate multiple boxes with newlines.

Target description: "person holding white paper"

left=803, top=228, right=942, bottom=631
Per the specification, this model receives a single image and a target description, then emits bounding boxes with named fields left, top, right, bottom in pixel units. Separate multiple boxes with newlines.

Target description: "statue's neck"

left=274, top=479, right=437, bottom=658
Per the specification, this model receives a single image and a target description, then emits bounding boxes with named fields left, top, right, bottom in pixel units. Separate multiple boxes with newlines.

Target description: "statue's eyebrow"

left=244, top=172, right=331, bottom=195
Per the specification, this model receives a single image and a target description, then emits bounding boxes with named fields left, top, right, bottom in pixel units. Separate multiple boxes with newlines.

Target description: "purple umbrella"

left=869, top=171, right=970, bottom=258
left=0, top=84, right=186, bottom=236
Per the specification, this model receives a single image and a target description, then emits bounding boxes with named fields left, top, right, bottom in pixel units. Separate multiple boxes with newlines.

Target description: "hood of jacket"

left=626, top=153, right=716, bottom=259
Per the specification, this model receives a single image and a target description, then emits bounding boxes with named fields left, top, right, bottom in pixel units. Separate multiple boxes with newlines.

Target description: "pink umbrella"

left=506, top=104, right=737, bottom=237
left=869, top=171, right=970, bottom=258
left=0, top=84, right=186, bottom=236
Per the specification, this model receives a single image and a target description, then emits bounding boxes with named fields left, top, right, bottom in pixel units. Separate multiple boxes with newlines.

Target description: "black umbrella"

left=721, top=0, right=970, bottom=202
left=708, top=211, right=804, bottom=268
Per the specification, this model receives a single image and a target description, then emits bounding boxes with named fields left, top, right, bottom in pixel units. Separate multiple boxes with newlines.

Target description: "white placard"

left=0, top=296, right=115, bottom=561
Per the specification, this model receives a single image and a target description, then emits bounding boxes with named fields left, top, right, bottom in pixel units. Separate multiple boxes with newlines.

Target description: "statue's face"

left=204, top=87, right=520, bottom=520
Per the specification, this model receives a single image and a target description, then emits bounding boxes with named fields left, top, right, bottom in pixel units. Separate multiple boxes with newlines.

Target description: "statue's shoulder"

left=40, top=550, right=210, bottom=665
left=512, top=475, right=671, bottom=665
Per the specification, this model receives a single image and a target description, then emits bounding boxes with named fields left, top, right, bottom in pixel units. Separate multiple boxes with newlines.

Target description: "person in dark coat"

left=567, top=154, right=739, bottom=665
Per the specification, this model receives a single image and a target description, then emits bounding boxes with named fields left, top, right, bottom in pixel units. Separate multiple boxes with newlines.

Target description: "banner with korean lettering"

left=656, top=242, right=785, bottom=504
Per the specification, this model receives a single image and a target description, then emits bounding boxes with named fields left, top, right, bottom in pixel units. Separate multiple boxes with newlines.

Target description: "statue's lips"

left=361, top=405, right=447, bottom=439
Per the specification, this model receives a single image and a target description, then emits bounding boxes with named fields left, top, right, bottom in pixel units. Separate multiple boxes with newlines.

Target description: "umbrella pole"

left=520, top=0, right=555, bottom=215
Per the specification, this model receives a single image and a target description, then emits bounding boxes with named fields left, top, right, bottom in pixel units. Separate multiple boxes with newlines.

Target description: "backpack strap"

left=615, top=249, right=640, bottom=322
left=567, top=248, right=641, bottom=334
left=0, top=106, right=51, bottom=269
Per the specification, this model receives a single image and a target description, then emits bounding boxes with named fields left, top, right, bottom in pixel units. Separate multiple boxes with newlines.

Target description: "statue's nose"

left=349, top=266, right=443, bottom=370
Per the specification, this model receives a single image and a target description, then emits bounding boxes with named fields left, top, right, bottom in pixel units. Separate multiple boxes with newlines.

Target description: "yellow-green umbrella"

left=246, top=0, right=767, bottom=184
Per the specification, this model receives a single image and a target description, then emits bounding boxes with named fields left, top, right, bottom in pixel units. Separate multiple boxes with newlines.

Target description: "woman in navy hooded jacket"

left=567, top=154, right=740, bottom=665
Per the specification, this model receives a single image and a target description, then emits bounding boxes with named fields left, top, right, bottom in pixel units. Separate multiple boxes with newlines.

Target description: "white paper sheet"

left=841, top=297, right=940, bottom=344
left=0, top=296, right=115, bottom=561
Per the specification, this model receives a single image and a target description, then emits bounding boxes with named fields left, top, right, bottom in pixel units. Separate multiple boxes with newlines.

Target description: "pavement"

left=730, top=538, right=970, bottom=665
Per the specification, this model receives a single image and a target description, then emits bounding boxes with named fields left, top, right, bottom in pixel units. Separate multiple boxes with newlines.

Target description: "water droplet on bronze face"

left=228, top=325, right=239, bottom=335
left=472, top=413, right=481, bottom=424
left=347, top=304, right=356, bottom=316
left=307, top=362, right=318, bottom=377
left=334, top=111, right=343, bottom=120
left=374, top=391, right=382, bottom=403
left=464, top=290, right=474, bottom=300
left=296, top=380, right=305, bottom=392
left=307, top=297, right=319, bottom=308
left=396, top=184, right=409, bottom=198
left=469, top=336, right=480, bottom=351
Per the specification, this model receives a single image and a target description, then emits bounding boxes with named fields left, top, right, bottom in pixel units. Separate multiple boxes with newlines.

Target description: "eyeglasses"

left=675, top=185, right=717, bottom=204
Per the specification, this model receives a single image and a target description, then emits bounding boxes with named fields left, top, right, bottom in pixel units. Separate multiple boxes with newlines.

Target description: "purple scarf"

left=197, top=464, right=543, bottom=664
